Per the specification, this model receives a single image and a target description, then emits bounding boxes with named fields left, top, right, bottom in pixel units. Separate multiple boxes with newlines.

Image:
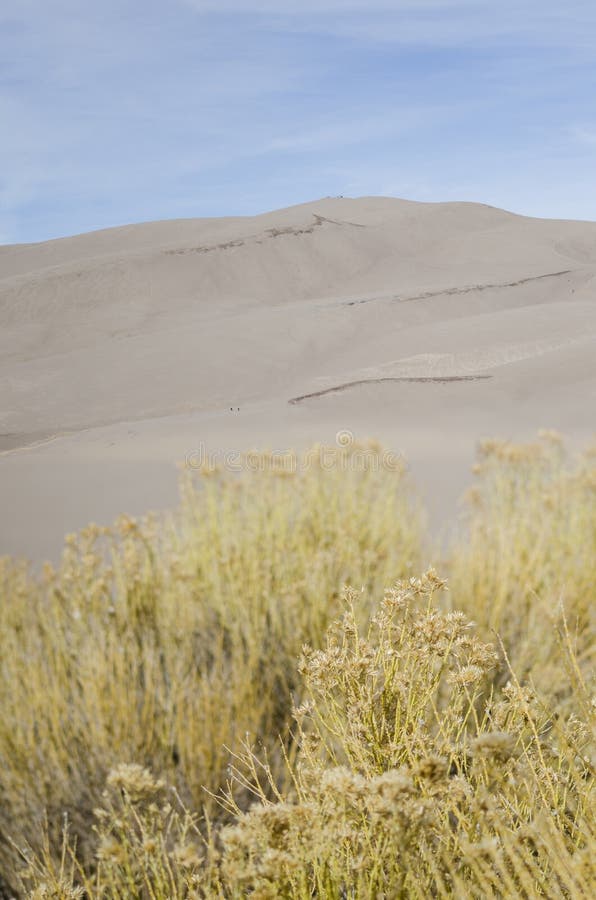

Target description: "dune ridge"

left=1, top=196, right=595, bottom=558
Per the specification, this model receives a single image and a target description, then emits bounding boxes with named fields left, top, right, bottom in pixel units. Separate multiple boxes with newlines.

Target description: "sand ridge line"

left=313, top=214, right=366, bottom=229
left=288, top=375, right=493, bottom=405
left=0, top=429, right=77, bottom=456
left=343, top=269, right=575, bottom=307
left=162, top=213, right=365, bottom=257
left=0, top=399, right=262, bottom=456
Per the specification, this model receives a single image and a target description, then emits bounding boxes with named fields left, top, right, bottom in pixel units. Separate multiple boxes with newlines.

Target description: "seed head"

left=471, top=731, right=516, bottom=762
left=107, top=764, right=165, bottom=801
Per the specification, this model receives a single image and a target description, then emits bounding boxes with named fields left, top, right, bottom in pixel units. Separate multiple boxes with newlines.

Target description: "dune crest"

left=1, top=196, right=595, bottom=558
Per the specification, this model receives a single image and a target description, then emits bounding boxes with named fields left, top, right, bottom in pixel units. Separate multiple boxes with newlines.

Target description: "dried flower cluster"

left=0, top=436, right=593, bottom=897
left=219, top=571, right=594, bottom=897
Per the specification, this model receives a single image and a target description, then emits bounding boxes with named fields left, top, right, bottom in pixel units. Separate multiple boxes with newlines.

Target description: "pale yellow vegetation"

left=0, top=437, right=593, bottom=898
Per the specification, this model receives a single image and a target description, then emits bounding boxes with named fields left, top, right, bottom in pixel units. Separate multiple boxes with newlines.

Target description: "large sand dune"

left=1, top=197, right=595, bottom=559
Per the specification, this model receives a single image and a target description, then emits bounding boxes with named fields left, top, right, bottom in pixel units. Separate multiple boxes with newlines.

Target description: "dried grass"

left=0, top=436, right=593, bottom=898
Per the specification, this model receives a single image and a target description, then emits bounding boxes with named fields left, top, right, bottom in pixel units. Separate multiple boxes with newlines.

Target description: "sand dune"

left=1, top=196, right=595, bottom=559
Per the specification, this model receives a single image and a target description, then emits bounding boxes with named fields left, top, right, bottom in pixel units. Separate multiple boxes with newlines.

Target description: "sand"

left=1, top=196, right=595, bottom=560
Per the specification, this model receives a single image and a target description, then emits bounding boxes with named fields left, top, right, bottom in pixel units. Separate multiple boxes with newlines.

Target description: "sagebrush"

left=0, top=436, right=593, bottom=898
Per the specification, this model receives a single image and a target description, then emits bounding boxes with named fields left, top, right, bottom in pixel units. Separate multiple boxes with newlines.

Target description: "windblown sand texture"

left=1, top=197, right=595, bottom=558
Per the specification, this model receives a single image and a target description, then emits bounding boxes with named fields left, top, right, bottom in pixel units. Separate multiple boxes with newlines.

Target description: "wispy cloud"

left=182, top=0, right=596, bottom=48
left=1, top=1, right=595, bottom=242
left=180, top=1, right=474, bottom=11
left=262, top=103, right=461, bottom=154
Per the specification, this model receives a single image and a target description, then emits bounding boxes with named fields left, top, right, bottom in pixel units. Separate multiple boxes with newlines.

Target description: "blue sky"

left=1, top=0, right=596, bottom=243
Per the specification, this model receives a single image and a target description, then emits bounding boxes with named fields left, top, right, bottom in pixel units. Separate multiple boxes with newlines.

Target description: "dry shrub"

left=17, top=571, right=594, bottom=899
left=0, top=442, right=420, bottom=896
left=0, top=436, right=594, bottom=897
left=450, top=432, right=595, bottom=688
left=219, top=571, right=594, bottom=898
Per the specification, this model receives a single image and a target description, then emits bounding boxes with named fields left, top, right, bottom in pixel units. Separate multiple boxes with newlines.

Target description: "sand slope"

left=1, top=197, right=595, bottom=558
